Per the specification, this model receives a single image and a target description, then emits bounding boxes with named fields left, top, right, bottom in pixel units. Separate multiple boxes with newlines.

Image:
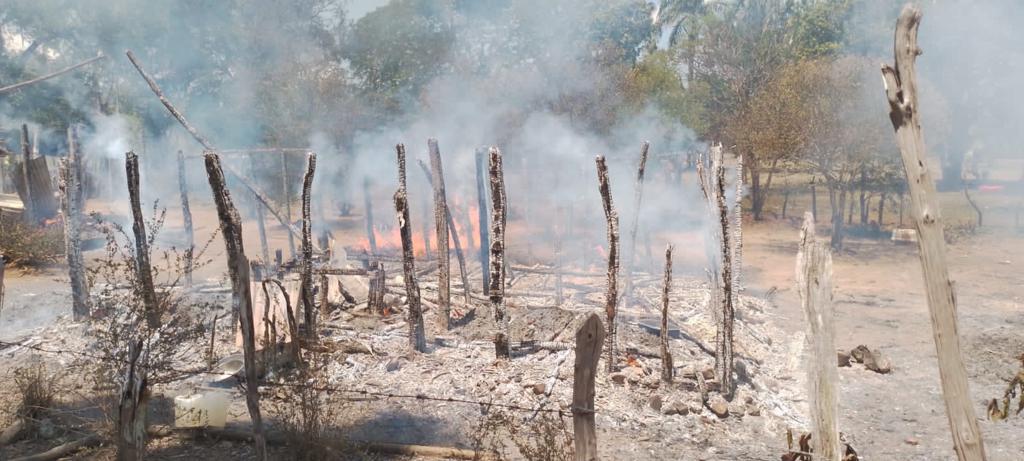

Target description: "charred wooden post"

left=395, top=144, right=427, bottom=352
left=475, top=148, right=491, bottom=295
left=368, top=261, right=386, bottom=314
left=363, top=177, right=378, bottom=255
left=19, top=125, right=34, bottom=223
left=176, top=151, right=194, bottom=287
left=712, top=151, right=735, bottom=398
left=126, top=152, right=160, bottom=329
left=660, top=244, right=674, bottom=384
left=623, top=141, right=649, bottom=308
left=796, top=213, right=840, bottom=461
left=417, top=158, right=471, bottom=308
left=881, top=6, right=986, bottom=459
left=572, top=313, right=604, bottom=461
left=62, top=127, right=89, bottom=319
left=255, top=200, right=270, bottom=266
left=299, top=153, right=317, bottom=340
left=595, top=155, right=620, bottom=372
left=319, top=273, right=330, bottom=316
left=281, top=152, right=296, bottom=258
left=116, top=339, right=148, bottom=461
left=428, top=140, right=451, bottom=328
left=488, top=147, right=510, bottom=358
left=203, top=152, right=267, bottom=460
left=697, top=146, right=735, bottom=398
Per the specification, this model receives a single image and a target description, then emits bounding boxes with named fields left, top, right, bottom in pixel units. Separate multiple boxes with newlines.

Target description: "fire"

left=355, top=198, right=483, bottom=256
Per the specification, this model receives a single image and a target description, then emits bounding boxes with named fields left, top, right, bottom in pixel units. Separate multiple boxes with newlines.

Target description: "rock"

left=532, top=383, right=546, bottom=395
left=837, top=350, right=851, bottom=367
left=385, top=359, right=401, bottom=372
left=745, top=404, right=761, bottom=416
left=707, top=395, right=730, bottom=419
left=850, top=345, right=891, bottom=374
left=648, top=395, right=663, bottom=412
left=905, top=437, right=919, bottom=446
left=610, top=372, right=627, bottom=385
left=661, top=399, right=689, bottom=416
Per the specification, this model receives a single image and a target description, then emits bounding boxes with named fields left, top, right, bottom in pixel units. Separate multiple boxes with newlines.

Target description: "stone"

left=707, top=394, right=730, bottom=419
left=837, top=350, right=851, bottom=367
left=625, top=366, right=644, bottom=384
left=610, top=372, right=627, bottom=385
left=661, top=399, right=690, bottom=416
left=532, top=383, right=546, bottom=395
left=745, top=404, right=761, bottom=416
left=648, top=395, right=663, bottom=412
left=385, top=359, right=401, bottom=372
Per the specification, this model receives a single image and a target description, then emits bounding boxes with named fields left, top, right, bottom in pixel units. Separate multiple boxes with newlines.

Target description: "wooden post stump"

left=475, top=148, right=491, bottom=296
left=299, top=153, right=317, bottom=340
left=796, top=213, right=840, bottom=461
left=62, top=126, right=89, bottom=319
left=573, top=313, right=604, bottom=461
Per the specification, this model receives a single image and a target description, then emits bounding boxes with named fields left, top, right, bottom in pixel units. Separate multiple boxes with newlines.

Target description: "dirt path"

left=744, top=219, right=1024, bottom=460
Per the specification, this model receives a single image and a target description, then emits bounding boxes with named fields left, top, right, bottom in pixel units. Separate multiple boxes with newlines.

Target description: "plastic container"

left=174, top=390, right=229, bottom=428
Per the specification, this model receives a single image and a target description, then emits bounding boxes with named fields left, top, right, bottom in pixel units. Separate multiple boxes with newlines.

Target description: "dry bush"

left=0, top=214, right=64, bottom=267
left=267, top=352, right=346, bottom=460
left=82, top=206, right=216, bottom=436
left=471, top=408, right=573, bottom=461
left=13, top=363, right=57, bottom=425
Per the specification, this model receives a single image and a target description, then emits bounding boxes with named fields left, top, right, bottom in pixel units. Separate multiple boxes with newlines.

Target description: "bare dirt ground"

left=744, top=218, right=1024, bottom=461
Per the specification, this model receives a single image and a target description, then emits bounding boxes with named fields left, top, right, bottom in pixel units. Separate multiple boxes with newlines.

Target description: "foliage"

left=84, top=205, right=214, bottom=437
left=266, top=352, right=346, bottom=460
left=0, top=214, right=65, bottom=267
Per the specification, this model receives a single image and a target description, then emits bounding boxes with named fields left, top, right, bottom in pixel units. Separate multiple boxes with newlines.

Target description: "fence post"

left=796, top=213, right=840, bottom=460
left=573, top=313, right=604, bottom=461
left=881, top=5, right=986, bottom=459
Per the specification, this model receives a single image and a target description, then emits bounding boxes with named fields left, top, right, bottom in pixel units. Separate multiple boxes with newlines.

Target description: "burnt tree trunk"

left=176, top=151, right=194, bottom=287
left=417, top=158, right=471, bottom=309
left=488, top=147, right=510, bottom=358
left=394, top=144, right=427, bottom=352
left=595, top=155, right=620, bottom=372
left=203, top=153, right=267, bottom=460
left=299, top=153, right=317, bottom=340
left=126, top=152, right=159, bottom=329
left=368, top=262, right=386, bottom=314
left=62, top=126, right=89, bottom=319
left=623, top=142, right=649, bottom=309
left=428, top=140, right=451, bottom=328
left=660, top=244, right=674, bottom=384
left=732, top=155, right=744, bottom=317
left=881, top=6, right=986, bottom=459
left=698, top=146, right=734, bottom=398
left=475, top=148, right=491, bottom=295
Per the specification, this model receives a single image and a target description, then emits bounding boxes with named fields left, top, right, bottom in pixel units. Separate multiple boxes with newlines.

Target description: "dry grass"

left=471, top=408, right=573, bottom=461
left=12, top=363, right=57, bottom=432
